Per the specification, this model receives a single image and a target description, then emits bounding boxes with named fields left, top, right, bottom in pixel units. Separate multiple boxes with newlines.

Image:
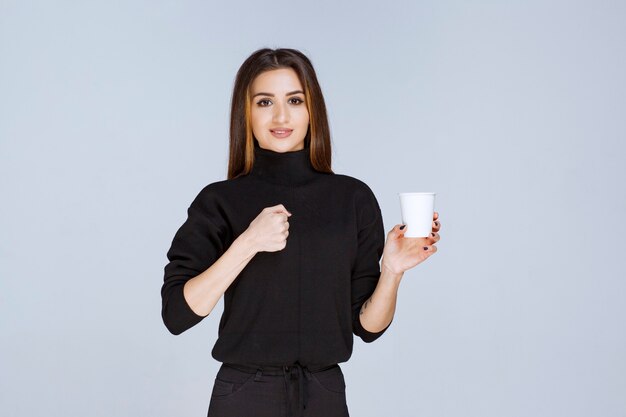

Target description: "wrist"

left=381, top=258, right=404, bottom=283
left=235, top=231, right=258, bottom=258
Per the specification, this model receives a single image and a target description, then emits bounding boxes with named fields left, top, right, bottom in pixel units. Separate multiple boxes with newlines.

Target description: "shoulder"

left=197, top=178, right=232, bottom=195
left=187, top=178, right=234, bottom=213
left=331, top=173, right=379, bottom=203
left=331, top=174, right=382, bottom=229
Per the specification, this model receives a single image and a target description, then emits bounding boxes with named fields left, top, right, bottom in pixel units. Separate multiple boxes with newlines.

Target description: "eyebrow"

left=251, top=90, right=305, bottom=98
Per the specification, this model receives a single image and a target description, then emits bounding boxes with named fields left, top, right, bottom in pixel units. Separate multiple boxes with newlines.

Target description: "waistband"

left=222, top=361, right=339, bottom=417
left=223, top=362, right=338, bottom=375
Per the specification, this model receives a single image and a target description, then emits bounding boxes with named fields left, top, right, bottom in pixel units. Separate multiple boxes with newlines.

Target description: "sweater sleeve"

left=161, top=189, right=228, bottom=335
left=351, top=183, right=393, bottom=343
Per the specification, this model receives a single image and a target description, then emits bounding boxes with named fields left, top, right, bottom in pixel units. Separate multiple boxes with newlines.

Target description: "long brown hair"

left=227, top=48, right=333, bottom=179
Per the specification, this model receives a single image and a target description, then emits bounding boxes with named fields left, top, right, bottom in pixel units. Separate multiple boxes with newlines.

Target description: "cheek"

left=296, top=108, right=310, bottom=128
left=249, top=110, right=267, bottom=131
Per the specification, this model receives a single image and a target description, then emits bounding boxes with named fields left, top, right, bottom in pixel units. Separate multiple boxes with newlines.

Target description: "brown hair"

left=227, top=48, right=333, bottom=179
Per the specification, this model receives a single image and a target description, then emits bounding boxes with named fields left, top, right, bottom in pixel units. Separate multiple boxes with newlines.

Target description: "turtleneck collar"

left=250, top=141, right=319, bottom=186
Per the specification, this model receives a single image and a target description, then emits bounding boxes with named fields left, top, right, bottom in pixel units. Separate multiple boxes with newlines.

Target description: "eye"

left=256, top=99, right=272, bottom=107
left=289, top=97, right=304, bottom=105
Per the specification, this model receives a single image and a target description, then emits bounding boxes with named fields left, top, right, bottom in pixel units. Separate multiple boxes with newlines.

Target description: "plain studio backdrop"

left=1, top=1, right=624, bottom=416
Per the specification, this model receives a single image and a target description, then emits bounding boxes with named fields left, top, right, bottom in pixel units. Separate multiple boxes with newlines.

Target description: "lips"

left=270, top=128, right=293, bottom=138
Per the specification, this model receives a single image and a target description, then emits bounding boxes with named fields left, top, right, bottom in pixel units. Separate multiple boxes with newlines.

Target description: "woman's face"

left=249, top=67, right=310, bottom=153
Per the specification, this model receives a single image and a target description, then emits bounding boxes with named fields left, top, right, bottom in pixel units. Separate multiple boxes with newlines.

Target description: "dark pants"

left=207, top=362, right=350, bottom=417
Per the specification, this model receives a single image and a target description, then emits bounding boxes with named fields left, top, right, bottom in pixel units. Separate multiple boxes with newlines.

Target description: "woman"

left=161, top=48, right=441, bottom=417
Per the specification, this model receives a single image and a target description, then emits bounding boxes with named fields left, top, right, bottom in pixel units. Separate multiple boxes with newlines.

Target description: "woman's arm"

left=183, top=203, right=292, bottom=317
left=358, top=214, right=441, bottom=333
left=162, top=202, right=291, bottom=335
left=357, top=266, right=403, bottom=333
left=182, top=232, right=257, bottom=317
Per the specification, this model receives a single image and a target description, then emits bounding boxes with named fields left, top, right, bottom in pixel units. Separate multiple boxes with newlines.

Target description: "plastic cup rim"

left=398, top=192, right=436, bottom=195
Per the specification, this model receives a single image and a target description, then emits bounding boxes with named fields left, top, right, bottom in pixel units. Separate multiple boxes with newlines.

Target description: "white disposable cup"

left=398, top=192, right=436, bottom=238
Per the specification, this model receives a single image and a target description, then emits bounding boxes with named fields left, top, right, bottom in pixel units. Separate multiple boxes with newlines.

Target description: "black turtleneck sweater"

left=161, top=142, right=392, bottom=367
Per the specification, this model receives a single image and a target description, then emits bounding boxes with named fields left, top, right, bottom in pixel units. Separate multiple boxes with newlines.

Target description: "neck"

left=250, top=141, right=319, bottom=186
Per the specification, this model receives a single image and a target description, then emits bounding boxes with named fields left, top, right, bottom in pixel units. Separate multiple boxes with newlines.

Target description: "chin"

left=259, top=137, right=305, bottom=153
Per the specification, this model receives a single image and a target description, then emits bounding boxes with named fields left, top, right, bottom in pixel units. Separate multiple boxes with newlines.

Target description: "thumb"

left=273, top=204, right=292, bottom=216
left=389, top=224, right=407, bottom=238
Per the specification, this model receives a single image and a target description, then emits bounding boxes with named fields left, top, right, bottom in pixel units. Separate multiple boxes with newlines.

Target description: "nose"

left=272, top=101, right=289, bottom=124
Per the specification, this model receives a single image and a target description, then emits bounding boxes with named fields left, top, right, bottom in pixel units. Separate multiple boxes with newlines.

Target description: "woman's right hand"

left=243, top=204, right=292, bottom=253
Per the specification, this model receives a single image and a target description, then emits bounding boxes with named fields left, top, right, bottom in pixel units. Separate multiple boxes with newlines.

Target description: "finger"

left=273, top=204, right=292, bottom=216
left=432, top=220, right=441, bottom=232
left=390, top=224, right=407, bottom=237
left=433, top=212, right=439, bottom=220
left=274, top=212, right=290, bottom=222
left=422, top=244, right=437, bottom=254
left=429, top=232, right=440, bottom=243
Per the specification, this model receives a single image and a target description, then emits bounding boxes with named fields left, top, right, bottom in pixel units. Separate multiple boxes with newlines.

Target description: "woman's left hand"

left=381, top=212, right=441, bottom=275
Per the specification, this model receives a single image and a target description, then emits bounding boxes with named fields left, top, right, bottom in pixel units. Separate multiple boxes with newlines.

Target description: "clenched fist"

left=243, top=204, right=292, bottom=253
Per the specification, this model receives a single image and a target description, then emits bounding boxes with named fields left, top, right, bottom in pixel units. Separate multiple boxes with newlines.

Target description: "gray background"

left=1, top=1, right=624, bottom=416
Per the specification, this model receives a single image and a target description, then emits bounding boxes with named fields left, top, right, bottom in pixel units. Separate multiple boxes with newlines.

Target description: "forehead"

left=250, top=68, right=303, bottom=93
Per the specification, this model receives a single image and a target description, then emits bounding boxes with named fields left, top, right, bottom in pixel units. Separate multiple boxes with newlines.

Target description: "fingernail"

left=431, top=232, right=435, bottom=237
left=423, top=246, right=429, bottom=251
left=399, top=225, right=406, bottom=230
